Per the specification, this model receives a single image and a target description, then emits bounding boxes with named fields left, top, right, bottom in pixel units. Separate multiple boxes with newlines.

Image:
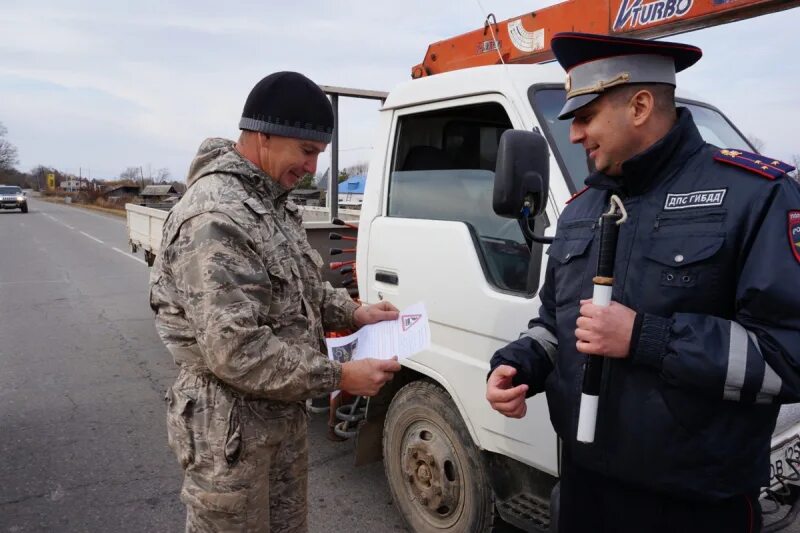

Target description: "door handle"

left=375, top=271, right=398, bottom=285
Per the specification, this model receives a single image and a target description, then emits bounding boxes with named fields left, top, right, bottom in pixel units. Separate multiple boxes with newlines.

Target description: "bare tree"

left=29, top=165, right=50, bottom=190
left=344, top=160, right=369, bottom=176
left=118, top=167, right=149, bottom=184
left=0, top=168, right=28, bottom=187
left=790, top=154, right=800, bottom=184
left=0, top=122, right=19, bottom=171
left=29, top=165, right=69, bottom=191
left=119, top=167, right=140, bottom=183
left=154, top=167, right=171, bottom=183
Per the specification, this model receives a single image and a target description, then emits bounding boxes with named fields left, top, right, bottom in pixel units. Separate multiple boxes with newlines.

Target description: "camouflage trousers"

left=166, top=369, right=309, bottom=533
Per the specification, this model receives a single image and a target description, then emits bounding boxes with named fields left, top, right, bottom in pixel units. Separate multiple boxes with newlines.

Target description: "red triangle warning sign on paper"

left=402, top=314, right=421, bottom=331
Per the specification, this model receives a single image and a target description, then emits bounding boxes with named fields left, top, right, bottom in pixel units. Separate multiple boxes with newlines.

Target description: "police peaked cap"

left=551, top=32, right=702, bottom=120
left=239, top=71, right=334, bottom=143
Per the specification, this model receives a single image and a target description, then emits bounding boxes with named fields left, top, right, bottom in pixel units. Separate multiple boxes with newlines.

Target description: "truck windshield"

left=529, top=86, right=753, bottom=193
left=0, top=187, right=22, bottom=194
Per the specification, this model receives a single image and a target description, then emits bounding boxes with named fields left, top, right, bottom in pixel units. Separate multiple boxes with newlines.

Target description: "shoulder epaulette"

left=244, top=197, right=269, bottom=216
left=713, top=149, right=795, bottom=180
left=285, top=200, right=304, bottom=222
left=566, top=185, right=590, bottom=204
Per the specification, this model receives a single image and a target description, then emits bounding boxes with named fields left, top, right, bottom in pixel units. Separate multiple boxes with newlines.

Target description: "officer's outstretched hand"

left=354, top=301, right=400, bottom=327
left=576, top=299, right=636, bottom=358
left=486, top=365, right=529, bottom=419
left=340, top=357, right=402, bottom=396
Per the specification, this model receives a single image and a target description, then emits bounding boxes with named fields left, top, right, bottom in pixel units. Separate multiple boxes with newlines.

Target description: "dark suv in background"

left=0, top=186, right=28, bottom=213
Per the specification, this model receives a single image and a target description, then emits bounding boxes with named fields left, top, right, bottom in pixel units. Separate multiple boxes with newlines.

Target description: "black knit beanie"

left=239, top=71, right=334, bottom=143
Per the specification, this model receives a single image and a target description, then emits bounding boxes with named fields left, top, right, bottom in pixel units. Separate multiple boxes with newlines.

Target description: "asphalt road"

left=2, top=197, right=798, bottom=533
left=0, top=197, right=406, bottom=533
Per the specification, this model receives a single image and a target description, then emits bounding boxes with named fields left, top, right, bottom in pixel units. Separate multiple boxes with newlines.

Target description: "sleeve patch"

left=714, top=149, right=795, bottom=180
left=790, top=211, right=800, bottom=264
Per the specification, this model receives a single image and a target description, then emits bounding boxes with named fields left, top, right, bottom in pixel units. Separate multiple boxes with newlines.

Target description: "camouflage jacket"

left=150, top=138, right=358, bottom=402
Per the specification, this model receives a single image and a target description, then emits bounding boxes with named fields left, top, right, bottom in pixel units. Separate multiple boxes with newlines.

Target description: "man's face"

left=258, top=134, right=327, bottom=189
left=568, top=92, right=637, bottom=176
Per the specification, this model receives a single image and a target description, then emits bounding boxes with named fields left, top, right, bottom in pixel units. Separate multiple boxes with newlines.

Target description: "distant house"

left=60, top=179, right=88, bottom=192
left=337, top=175, right=366, bottom=207
left=105, top=185, right=141, bottom=200
left=140, top=184, right=179, bottom=206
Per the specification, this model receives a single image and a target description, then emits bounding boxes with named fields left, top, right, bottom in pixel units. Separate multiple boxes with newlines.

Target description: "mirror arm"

left=519, top=194, right=554, bottom=245
left=520, top=218, right=554, bottom=245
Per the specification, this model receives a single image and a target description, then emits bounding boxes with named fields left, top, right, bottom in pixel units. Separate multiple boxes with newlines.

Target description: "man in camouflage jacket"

left=150, top=72, right=401, bottom=533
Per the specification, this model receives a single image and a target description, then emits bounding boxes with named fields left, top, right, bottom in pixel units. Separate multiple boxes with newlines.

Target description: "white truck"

left=126, top=203, right=167, bottom=267
left=347, top=63, right=800, bottom=532
left=127, top=60, right=800, bottom=532
left=126, top=203, right=360, bottom=267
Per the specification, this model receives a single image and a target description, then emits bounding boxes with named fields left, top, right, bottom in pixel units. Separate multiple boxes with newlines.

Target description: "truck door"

left=366, top=95, right=559, bottom=477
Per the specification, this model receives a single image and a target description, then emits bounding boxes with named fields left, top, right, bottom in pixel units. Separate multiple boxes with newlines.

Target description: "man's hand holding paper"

left=353, top=301, right=400, bottom=327
left=327, top=302, right=432, bottom=363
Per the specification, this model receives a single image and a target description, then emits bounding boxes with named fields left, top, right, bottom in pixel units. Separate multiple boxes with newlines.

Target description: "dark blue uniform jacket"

left=491, top=108, right=800, bottom=501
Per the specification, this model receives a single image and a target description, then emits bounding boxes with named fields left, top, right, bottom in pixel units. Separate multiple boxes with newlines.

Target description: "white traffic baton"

left=577, top=194, right=627, bottom=444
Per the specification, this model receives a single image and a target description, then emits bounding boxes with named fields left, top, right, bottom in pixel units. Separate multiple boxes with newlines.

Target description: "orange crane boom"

left=412, top=0, right=800, bottom=78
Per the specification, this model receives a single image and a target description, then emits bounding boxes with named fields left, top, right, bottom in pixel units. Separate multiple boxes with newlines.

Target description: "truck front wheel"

left=383, top=380, right=495, bottom=532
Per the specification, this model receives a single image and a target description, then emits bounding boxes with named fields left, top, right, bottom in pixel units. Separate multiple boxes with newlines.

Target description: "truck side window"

left=388, top=103, right=530, bottom=293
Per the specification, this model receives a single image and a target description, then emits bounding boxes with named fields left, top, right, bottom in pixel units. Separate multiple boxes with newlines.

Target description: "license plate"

left=769, top=435, right=800, bottom=490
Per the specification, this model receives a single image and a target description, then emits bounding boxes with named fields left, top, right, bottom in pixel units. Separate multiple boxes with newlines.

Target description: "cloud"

left=0, top=0, right=798, bottom=180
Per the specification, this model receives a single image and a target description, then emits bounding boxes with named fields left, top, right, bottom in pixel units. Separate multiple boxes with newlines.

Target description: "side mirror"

left=493, top=130, right=550, bottom=219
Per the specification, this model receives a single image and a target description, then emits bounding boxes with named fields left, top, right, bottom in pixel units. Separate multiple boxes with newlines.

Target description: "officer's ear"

left=630, top=89, right=655, bottom=127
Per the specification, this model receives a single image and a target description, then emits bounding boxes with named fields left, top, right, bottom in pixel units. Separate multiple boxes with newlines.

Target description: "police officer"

left=150, top=71, right=401, bottom=532
left=486, top=33, right=800, bottom=532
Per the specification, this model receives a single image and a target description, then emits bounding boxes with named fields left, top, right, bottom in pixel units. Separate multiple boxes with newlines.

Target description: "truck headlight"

left=16, top=196, right=24, bottom=202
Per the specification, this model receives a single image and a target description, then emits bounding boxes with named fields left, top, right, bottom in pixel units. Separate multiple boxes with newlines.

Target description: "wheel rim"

left=399, top=419, right=465, bottom=528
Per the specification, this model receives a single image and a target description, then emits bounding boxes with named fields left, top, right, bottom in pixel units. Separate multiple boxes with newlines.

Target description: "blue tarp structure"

left=337, top=175, right=366, bottom=194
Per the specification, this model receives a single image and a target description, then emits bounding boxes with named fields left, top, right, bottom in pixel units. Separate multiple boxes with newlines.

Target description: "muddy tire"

left=383, top=380, right=495, bottom=532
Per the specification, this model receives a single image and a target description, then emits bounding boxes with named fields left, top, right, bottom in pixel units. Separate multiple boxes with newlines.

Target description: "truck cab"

left=355, top=63, right=798, bottom=532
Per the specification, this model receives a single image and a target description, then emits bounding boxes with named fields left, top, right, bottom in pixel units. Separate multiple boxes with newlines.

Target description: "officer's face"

left=569, top=93, right=638, bottom=176
left=258, top=134, right=327, bottom=189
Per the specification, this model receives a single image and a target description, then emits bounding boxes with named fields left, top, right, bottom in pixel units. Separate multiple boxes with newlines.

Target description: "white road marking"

left=112, top=247, right=147, bottom=265
left=42, top=212, right=75, bottom=229
left=79, top=231, right=104, bottom=244
left=56, top=220, right=75, bottom=230
left=33, top=199, right=144, bottom=267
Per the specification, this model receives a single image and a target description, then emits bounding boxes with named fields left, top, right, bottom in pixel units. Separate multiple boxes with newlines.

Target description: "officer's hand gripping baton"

left=577, top=195, right=627, bottom=444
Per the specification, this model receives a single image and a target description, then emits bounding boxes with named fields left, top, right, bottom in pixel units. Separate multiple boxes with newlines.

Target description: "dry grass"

left=39, top=196, right=126, bottom=218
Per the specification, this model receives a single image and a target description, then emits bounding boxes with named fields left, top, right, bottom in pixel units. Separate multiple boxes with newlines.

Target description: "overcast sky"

left=1, top=1, right=798, bottom=182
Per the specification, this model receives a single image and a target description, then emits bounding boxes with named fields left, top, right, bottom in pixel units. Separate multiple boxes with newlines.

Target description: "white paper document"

left=325, top=302, right=431, bottom=362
